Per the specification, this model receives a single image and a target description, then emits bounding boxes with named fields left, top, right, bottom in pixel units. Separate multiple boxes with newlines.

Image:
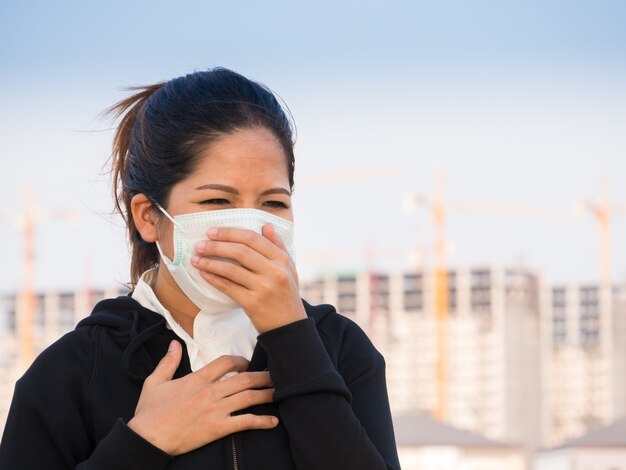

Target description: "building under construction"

left=300, top=267, right=626, bottom=452
left=1, top=269, right=625, bottom=454
left=543, top=282, right=626, bottom=447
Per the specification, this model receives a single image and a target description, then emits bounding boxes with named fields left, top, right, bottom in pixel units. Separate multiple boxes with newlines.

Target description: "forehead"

left=191, top=127, right=289, bottom=182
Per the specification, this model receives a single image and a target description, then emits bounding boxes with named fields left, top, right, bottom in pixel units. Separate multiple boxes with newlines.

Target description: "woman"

left=0, top=68, right=400, bottom=469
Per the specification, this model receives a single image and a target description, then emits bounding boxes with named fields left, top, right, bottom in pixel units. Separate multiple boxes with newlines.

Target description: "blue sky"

left=3, top=1, right=625, bottom=67
left=1, top=0, right=625, bottom=292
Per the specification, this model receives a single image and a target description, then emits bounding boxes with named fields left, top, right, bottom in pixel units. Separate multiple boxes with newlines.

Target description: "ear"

left=131, top=193, right=159, bottom=243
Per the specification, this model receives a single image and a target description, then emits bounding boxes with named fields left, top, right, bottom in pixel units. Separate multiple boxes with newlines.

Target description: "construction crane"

left=585, top=181, right=626, bottom=287
left=404, top=174, right=453, bottom=421
left=402, top=174, right=625, bottom=421
left=1, top=186, right=78, bottom=370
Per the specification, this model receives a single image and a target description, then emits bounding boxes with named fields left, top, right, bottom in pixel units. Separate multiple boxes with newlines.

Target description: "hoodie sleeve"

left=0, top=328, right=173, bottom=470
left=257, top=316, right=401, bottom=470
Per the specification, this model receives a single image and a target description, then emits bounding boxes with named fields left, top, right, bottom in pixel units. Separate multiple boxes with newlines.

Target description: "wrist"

left=254, top=306, right=307, bottom=334
left=127, top=417, right=177, bottom=456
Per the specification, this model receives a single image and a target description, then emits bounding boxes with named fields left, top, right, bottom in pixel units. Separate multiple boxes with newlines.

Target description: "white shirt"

left=131, top=268, right=258, bottom=372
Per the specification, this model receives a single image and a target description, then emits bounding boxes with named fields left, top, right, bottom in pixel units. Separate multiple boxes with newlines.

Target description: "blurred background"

left=1, top=1, right=625, bottom=468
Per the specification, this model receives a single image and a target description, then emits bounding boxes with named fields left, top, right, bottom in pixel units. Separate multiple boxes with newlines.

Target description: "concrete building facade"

left=541, top=283, right=626, bottom=447
left=301, top=267, right=626, bottom=452
left=300, top=266, right=543, bottom=452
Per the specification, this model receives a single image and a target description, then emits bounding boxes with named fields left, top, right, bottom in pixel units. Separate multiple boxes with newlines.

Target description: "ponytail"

left=105, top=83, right=165, bottom=287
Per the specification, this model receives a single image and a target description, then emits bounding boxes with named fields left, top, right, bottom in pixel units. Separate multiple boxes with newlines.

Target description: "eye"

left=200, top=198, right=231, bottom=206
left=263, top=200, right=289, bottom=209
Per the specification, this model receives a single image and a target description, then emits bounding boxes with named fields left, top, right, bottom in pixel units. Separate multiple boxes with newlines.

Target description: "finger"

left=214, top=371, right=273, bottom=398
left=196, top=355, right=250, bottom=383
left=145, top=340, right=182, bottom=387
left=262, top=223, right=299, bottom=283
left=261, top=223, right=287, bottom=251
left=191, top=255, right=257, bottom=288
left=195, top=239, right=267, bottom=274
left=261, top=224, right=292, bottom=265
left=198, top=270, right=249, bottom=305
left=225, top=413, right=279, bottom=434
left=204, top=227, right=287, bottom=261
left=222, top=388, right=275, bottom=414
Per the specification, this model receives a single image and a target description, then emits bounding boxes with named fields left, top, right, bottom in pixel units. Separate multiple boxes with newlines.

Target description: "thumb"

left=147, top=340, right=182, bottom=386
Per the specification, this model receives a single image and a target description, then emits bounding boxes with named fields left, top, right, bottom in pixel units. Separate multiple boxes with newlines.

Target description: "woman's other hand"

left=191, top=224, right=307, bottom=333
left=127, top=341, right=278, bottom=456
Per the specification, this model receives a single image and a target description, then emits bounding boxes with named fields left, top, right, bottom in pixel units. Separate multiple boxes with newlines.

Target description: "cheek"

left=284, top=208, right=294, bottom=223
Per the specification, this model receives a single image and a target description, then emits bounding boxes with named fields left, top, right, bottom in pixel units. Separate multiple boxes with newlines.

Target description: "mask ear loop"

left=153, top=202, right=180, bottom=228
left=152, top=201, right=181, bottom=264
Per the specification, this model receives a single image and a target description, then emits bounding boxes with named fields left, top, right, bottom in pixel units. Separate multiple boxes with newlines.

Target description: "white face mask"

left=154, top=204, right=295, bottom=315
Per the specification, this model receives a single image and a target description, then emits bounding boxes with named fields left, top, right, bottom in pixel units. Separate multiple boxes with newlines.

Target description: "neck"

left=152, top=266, right=199, bottom=337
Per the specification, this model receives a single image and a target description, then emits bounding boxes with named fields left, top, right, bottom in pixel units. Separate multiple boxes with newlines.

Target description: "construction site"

left=1, top=179, right=625, bottom=470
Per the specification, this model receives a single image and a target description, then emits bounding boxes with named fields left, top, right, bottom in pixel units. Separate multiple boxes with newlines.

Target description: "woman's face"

left=156, top=126, right=293, bottom=259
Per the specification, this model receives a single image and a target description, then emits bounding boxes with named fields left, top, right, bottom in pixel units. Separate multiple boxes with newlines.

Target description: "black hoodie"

left=0, top=296, right=400, bottom=469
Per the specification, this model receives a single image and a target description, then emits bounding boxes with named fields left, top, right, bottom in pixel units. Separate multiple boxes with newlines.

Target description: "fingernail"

left=271, top=417, right=279, bottom=426
left=207, top=227, right=219, bottom=238
left=168, top=340, right=176, bottom=352
left=191, top=255, right=200, bottom=265
left=196, top=241, right=206, bottom=251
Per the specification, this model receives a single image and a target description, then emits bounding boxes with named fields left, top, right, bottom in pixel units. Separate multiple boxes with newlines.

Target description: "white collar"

left=131, top=268, right=258, bottom=371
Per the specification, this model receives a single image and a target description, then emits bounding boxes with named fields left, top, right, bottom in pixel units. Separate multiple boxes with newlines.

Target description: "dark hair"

left=105, top=68, right=296, bottom=285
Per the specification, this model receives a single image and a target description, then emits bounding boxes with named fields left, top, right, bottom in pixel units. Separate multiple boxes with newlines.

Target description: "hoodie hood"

left=77, top=295, right=165, bottom=332
left=76, top=295, right=170, bottom=380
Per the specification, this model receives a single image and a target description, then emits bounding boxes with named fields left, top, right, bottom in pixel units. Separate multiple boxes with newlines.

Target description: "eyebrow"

left=195, top=183, right=291, bottom=197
